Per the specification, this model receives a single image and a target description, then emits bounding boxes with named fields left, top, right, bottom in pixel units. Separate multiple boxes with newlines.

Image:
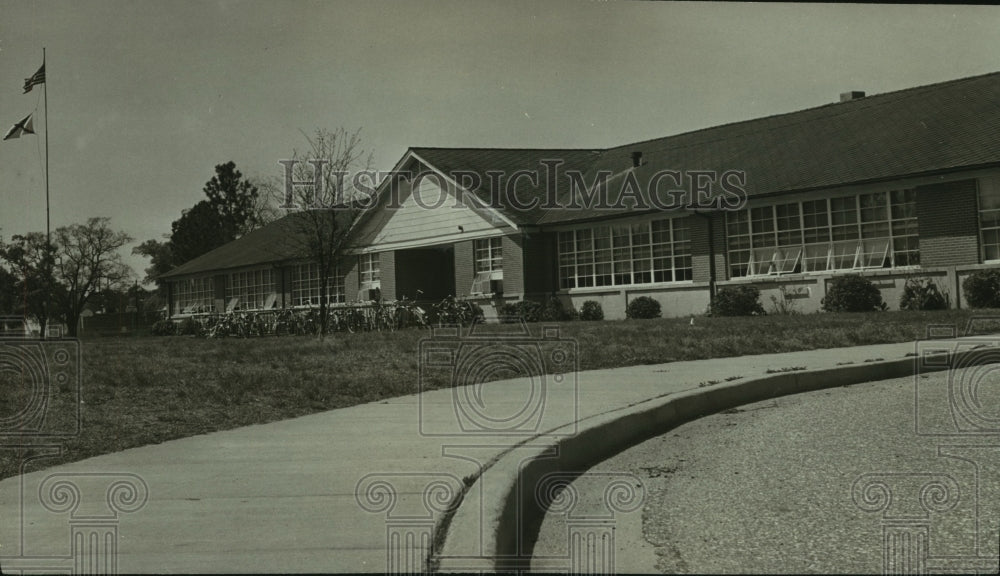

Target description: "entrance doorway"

left=395, top=245, right=455, bottom=301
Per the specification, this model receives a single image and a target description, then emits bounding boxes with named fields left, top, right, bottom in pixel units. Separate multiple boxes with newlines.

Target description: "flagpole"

left=43, top=47, right=50, bottom=244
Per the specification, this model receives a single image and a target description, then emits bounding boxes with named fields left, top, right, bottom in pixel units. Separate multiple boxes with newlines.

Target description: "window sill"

left=727, top=266, right=923, bottom=282
left=558, top=280, right=700, bottom=294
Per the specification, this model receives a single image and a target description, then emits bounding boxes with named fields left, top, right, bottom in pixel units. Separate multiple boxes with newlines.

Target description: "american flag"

left=23, top=62, right=45, bottom=94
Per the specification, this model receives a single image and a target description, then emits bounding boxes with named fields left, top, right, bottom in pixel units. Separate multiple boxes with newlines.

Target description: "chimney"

left=631, top=151, right=643, bottom=168
left=839, top=91, right=865, bottom=103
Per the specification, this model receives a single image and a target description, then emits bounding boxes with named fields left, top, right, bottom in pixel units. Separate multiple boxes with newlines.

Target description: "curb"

left=434, top=343, right=1000, bottom=571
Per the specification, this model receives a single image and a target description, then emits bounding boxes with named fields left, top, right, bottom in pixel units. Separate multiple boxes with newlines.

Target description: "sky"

left=1, top=1, right=999, bottom=284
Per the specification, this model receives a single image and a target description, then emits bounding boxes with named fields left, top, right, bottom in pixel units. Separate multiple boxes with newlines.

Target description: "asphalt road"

left=532, top=369, right=1000, bottom=574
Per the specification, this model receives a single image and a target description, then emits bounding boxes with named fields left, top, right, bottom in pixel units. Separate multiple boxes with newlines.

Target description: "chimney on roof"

left=840, top=91, right=866, bottom=103
left=631, top=151, right=643, bottom=168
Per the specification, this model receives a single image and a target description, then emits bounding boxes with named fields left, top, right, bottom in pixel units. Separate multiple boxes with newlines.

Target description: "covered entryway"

left=395, top=245, right=455, bottom=301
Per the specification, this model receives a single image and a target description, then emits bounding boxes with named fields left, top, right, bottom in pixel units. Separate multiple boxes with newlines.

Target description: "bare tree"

left=269, top=127, right=374, bottom=339
left=53, top=217, right=134, bottom=337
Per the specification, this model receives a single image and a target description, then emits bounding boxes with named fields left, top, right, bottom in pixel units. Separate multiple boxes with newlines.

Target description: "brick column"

left=454, top=240, right=474, bottom=297
left=710, top=212, right=728, bottom=281
left=380, top=250, right=396, bottom=300
left=690, top=215, right=711, bottom=283
left=502, top=234, right=524, bottom=296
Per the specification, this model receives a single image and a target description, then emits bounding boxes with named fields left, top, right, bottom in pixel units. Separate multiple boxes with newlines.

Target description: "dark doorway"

left=395, top=245, right=455, bottom=301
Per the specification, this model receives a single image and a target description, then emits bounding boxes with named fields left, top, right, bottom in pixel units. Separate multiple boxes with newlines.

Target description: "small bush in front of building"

left=151, top=320, right=176, bottom=336
left=821, top=274, right=887, bottom=312
left=712, top=286, right=766, bottom=316
left=899, top=277, right=949, bottom=311
left=626, top=296, right=661, bottom=319
left=962, top=269, right=1000, bottom=309
left=177, top=317, right=203, bottom=336
left=500, top=296, right=576, bottom=322
left=541, top=296, right=578, bottom=321
left=580, top=300, right=604, bottom=321
left=499, top=300, right=544, bottom=323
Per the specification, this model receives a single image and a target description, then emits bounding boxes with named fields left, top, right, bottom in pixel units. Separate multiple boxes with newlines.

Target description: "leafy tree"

left=169, top=200, right=232, bottom=266
left=52, top=217, right=134, bottom=337
left=0, top=233, right=62, bottom=337
left=131, top=238, right=174, bottom=288
left=0, top=264, right=17, bottom=315
left=203, top=161, right=265, bottom=241
left=136, top=161, right=270, bottom=279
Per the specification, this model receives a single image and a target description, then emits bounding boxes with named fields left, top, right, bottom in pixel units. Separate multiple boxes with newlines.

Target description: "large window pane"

left=558, top=218, right=691, bottom=287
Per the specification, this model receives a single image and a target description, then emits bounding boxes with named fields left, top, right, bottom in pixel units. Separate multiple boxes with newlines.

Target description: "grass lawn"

left=1, top=308, right=995, bottom=479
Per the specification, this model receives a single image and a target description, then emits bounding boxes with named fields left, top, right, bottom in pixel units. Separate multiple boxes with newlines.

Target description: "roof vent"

left=839, top=91, right=865, bottom=103
left=631, top=151, right=643, bottom=168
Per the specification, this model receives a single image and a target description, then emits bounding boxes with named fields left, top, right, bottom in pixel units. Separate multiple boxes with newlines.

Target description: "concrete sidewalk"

left=0, top=337, right=953, bottom=573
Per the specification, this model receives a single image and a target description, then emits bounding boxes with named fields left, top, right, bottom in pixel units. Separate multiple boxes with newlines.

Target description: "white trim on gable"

left=407, top=150, right=520, bottom=231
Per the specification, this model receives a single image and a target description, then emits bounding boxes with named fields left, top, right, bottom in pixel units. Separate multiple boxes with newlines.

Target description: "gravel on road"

left=533, top=368, right=1000, bottom=573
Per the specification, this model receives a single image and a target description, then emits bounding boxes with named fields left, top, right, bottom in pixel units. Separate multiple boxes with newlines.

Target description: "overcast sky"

left=2, top=1, right=999, bottom=282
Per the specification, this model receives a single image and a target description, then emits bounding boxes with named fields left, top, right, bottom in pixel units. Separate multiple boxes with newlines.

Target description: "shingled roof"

left=161, top=71, right=1000, bottom=279
left=412, top=71, right=1000, bottom=225
left=159, top=210, right=356, bottom=279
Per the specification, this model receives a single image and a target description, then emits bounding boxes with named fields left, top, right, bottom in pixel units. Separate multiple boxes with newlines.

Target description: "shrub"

left=499, top=300, right=544, bottom=323
left=177, top=317, right=203, bottom=336
left=579, top=300, right=604, bottom=321
left=626, top=296, right=661, bottom=319
left=712, top=286, right=766, bottom=316
left=821, top=274, right=886, bottom=312
left=899, top=277, right=949, bottom=311
left=541, top=296, right=578, bottom=321
left=150, top=320, right=176, bottom=336
left=436, top=296, right=484, bottom=326
left=500, top=296, right=576, bottom=322
left=962, top=269, right=1000, bottom=309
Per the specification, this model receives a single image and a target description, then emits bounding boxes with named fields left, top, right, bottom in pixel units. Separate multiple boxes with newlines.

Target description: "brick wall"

left=502, top=234, right=524, bottom=295
left=453, top=240, right=474, bottom=297
left=380, top=250, right=396, bottom=300
left=690, top=215, right=711, bottom=283
left=915, top=179, right=980, bottom=267
left=711, top=212, right=728, bottom=281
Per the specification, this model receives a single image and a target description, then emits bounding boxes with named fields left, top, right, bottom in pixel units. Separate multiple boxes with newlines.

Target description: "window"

left=473, top=238, right=503, bottom=275
left=891, top=189, right=919, bottom=266
left=360, top=253, right=381, bottom=289
left=226, top=269, right=276, bottom=311
left=726, top=189, right=919, bottom=277
left=472, top=238, right=503, bottom=295
left=801, top=200, right=830, bottom=271
left=173, top=277, right=214, bottom=314
left=558, top=218, right=691, bottom=289
left=292, top=263, right=345, bottom=307
left=727, top=210, right=751, bottom=278
left=979, top=177, right=1000, bottom=262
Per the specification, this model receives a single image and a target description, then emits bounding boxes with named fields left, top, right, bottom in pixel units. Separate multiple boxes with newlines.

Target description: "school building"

left=160, top=71, right=1000, bottom=320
